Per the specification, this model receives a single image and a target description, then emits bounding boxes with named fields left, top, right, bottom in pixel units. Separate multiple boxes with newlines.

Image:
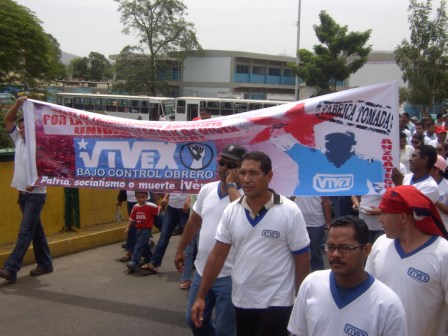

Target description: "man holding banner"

left=0, top=97, right=53, bottom=284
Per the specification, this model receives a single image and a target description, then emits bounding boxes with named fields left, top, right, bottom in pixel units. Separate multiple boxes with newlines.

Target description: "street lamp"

left=294, top=0, right=302, bottom=101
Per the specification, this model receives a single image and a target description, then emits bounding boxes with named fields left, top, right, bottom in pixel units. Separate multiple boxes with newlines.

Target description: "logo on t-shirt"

left=344, top=324, right=367, bottom=336
left=407, top=267, right=430, bottom=283
left=261, top=229, right=280, bottom=239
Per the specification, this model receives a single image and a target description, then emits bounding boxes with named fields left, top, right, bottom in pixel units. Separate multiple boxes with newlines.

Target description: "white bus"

left=56, top=92, right=175, bottom=121
left=175, top=97, right=290, bottom=121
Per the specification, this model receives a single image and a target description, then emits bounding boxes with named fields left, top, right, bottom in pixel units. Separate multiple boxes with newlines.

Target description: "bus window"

left=95, top=98, right=105, bottom=111
left=0, top=93, right=15, bottom=109
left=57, top=96, right=63, bottom=105
left=206, top=101, right=220, bottom=116
left=63, top=98, right=73, bottom=107
left=263, top=103, right=277, bottom=108
left=234, top=102, right=248, bottom=114
left=106, top=99, right=117, bottom=112
left=188, top=104, right=199, bottom=121
left=130, top=100, right=140, bottom=113
left=74, top=97, right=83, bottom=110
left=149, top=103, right=160, bottom=121
left=141, top=100, right=149, bottom=114
left=176, top=99, right=186, bottom=115
left=163, top=100, right=175, bottom=115
left=117, top=99, right=128, bottom=112
left=84, top=98, right=94, bottom=111
left=248, top=103, right=262, bottom=111
left=220, top=102, right=234, bottom=116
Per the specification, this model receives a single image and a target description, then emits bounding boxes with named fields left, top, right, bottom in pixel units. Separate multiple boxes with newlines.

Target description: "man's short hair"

left=419, top=144, right=437, bottom=170
left=134, top=191, right=148, bottom=197
left=415, top=121, right=425, bottom=128
left=400, top=132, right=407, bottom=139
left=402, top=112, right=410, bottom=118
left=330, top=215, right=369, bottom=245
left=242, top=151, right=272, bottom=174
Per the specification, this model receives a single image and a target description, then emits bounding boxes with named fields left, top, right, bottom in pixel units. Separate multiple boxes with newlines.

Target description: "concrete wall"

left=183, top=57, right=231, bottom=82
left=0, top=158, right=126, bottom=245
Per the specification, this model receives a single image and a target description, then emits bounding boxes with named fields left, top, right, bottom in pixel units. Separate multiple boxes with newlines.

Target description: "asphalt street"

left=0, top=234, right=192, bottom=336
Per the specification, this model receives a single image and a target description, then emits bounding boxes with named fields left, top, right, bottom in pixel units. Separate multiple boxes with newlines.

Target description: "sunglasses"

left=218, top=160, right=238, bottom=169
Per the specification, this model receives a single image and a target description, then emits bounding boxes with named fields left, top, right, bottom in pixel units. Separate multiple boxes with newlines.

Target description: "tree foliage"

left=395, top=0, right=448, bottom=115
left=289, top=11, right=372, bottom=95
left=114, top=0, right=201, bottom=95
left=69, top=52, right=113, bottom=81
left=0, top=0, right=65, bottom=87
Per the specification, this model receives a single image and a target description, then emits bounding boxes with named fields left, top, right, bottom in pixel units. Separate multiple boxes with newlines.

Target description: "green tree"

left=289, top=11, right=372, bottom=95
left=0, top=0, right=65, bottom=87
left=395, top=0, right=448, bottom=115
left=70, top=52, right=113, bottom=81
left=114, top=0, right=202, bottom=95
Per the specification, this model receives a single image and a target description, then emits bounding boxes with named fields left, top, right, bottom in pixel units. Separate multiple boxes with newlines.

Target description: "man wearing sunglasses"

left=288, top=215, right=407, bottom=336
left=174, top=144, right=247, bottom=336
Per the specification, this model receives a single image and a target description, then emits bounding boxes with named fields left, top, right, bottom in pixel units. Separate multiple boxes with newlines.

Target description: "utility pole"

left=294, top=0, right=302, bottom=101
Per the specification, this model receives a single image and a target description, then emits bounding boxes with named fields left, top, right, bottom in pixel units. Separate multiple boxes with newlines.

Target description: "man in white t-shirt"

left=174, top=144, right=247, bottom=336
left=191, top=151, right=310, bottom=336
left=400, top=131, right=414, bottom=172
left=431, top=156, right=448, bottom=230
left=428, top=125, right=448, bottom=148
left=293, top=196, right=331, bottom=271
left=352, top=194, right=384, bottom=244
left=0, top=97, right=53, bottom=284
left=366, top=185, right=448, bottom=336
left=392, top=144, right=439, bottom=202
left=288, top=215, right=407, bottom=336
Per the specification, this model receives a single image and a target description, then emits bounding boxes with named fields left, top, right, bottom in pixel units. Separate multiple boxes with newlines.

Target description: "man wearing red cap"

left=428, top=125, right=448, bottom=148
left=365, top=185, right=448, bottom=336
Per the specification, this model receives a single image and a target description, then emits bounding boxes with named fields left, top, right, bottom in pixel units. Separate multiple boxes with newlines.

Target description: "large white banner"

left=24, top=81, right=399, bottom=196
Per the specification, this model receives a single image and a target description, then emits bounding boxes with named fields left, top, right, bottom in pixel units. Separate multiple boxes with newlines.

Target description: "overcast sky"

left=14, top=0, right=445, bottom=59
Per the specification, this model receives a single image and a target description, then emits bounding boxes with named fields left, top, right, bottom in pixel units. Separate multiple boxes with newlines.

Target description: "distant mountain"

left=60, top=51, right=79, bottom=65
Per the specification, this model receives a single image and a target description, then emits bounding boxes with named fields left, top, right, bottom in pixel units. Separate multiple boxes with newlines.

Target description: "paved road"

left=0, top=234, right=192, bottom=336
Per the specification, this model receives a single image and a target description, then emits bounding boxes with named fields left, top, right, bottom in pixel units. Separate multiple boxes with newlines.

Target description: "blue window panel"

left=282, top=77, right=295, bottom=85
left=267, top=76, right=281, bottom=85
left=234, top=73, right=250, bottom=83
left=251, top=74, right=266, bottom=84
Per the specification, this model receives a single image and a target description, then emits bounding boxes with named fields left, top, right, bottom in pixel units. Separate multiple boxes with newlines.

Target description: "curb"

left=0, top=224, right=125, bottom=267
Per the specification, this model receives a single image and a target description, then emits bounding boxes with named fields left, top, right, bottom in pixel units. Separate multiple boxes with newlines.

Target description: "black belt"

left=18, top=191, right=28, bottom=195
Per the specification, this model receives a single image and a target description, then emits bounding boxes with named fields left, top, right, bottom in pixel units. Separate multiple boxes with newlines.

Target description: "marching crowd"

left=1, top=98, right=448, bottom=336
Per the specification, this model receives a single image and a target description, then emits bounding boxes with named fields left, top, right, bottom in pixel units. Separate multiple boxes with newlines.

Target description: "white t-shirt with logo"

left=288, top=270, right=407, bottom=336
left=366, top=234, right=448, bottom=336
left=216, top=194, right=310, bottom=308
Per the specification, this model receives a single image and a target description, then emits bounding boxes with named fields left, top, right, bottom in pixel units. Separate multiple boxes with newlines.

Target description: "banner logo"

left=313, top=174, right=354, bottom=192
left=74, top=138, right=216, bottom=179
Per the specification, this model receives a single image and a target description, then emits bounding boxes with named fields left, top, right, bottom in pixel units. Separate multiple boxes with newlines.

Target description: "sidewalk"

left=0, top=220, right=126, bottom=266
